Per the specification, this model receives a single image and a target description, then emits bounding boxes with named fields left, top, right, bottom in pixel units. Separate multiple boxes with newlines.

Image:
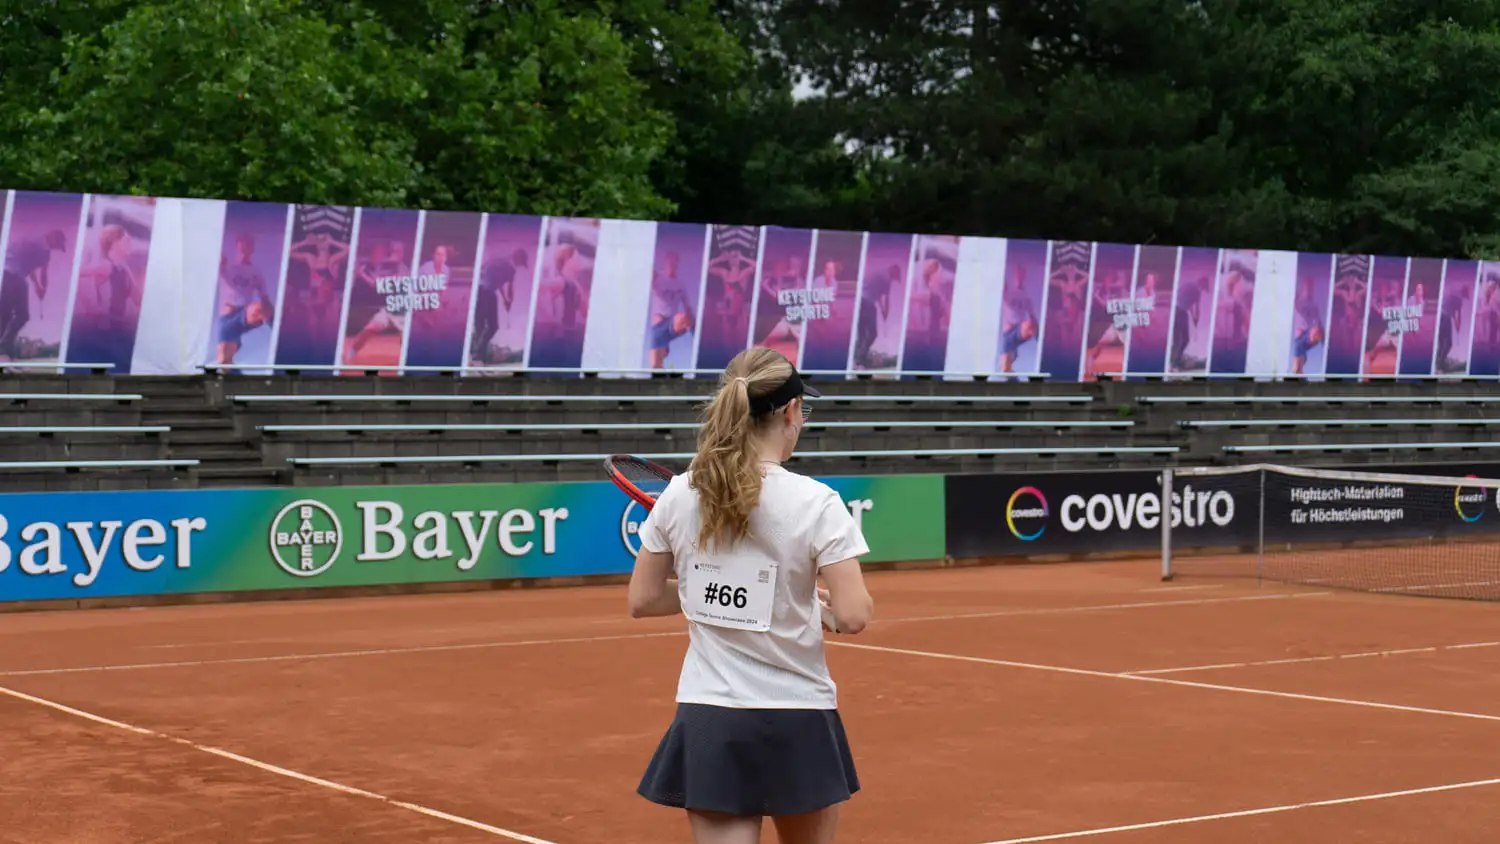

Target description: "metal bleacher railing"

left=0, top=391, right=180, bottom=472
left=260, top=419, right=1133, bottom=434
left=1181, top=418, right=1500, bottom=429
left=202, top=363, right=1054, bottom=381
left=0, top=459, right=198, bottom=470
left=1223, top=441, right=1500, bottom=454
left=286, top=446, right=1179, bottom=468
left=2, top=392, right=144, bottom=403
left=1139, top=395, right=1500, bottom=405
left=1099, top=370, right=1500, bottom=382
left=230, top=392, right=1093, bottom=406
left=238, top=387, right=1167, bottom=467
left=0, top=426, right=167, bottom=435
left=0, top=362, right=116, bottom=373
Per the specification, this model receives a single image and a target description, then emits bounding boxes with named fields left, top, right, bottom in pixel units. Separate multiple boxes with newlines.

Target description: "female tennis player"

left=628, top=347, right=875, bottom=844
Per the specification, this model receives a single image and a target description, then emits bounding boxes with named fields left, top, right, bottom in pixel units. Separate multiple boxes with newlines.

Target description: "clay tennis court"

left=5, top=560, right=1500, bottom=843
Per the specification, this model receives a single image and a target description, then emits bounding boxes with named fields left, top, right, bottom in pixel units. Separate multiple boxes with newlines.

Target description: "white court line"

left=1372, top=580, right=1500, bottom=593
left=1124, top=641, right=1500, bottom=676
left=0, top=683, right=556, bottom=844
left=1138, top=584, right=1225, bottom=592
left=0, top=631, right=686, bottom=678
left=148, top=639, right=270, bottom=650
left=978, top=775, right=1500, bottom=843
left=876, top=591, right=1330, bottom=625
left=828, top=641, right=1500, bottom=723
left=0, top=592, right=1328, bottom=678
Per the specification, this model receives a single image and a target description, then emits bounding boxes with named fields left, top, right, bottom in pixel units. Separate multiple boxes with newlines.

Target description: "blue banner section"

left=0, top=475, right=944, bottom=605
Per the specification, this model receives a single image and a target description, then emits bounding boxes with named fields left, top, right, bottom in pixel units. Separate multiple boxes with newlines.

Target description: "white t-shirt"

left=637, top=464, right=870, bottom=710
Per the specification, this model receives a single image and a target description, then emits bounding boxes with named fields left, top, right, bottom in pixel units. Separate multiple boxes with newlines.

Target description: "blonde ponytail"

left=690, top=347, right=794, bottom=550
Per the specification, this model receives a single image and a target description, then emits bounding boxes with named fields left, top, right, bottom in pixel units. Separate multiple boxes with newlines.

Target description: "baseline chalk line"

left=978, top=775, right=1500, bottom=843
left=0, top=683, right=556, bottom=844
left=830, top=641, right=1500, bottom=723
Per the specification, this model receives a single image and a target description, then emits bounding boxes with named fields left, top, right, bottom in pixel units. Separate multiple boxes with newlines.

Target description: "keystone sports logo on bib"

left=1059, top=483, right=1236, bottom=533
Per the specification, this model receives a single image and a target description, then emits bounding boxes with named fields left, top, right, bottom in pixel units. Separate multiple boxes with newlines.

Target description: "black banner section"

left=1264, top=470, right=1500, bottom=544
left=944, top=470, right=1259, bottom=559
left=945, top=463, right=1500, bottom=560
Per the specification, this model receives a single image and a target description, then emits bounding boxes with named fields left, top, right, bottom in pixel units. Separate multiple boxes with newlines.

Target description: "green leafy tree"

left=0, top=0, right=678, bottom=218
left=1225, top=0, right=1500, bottom=258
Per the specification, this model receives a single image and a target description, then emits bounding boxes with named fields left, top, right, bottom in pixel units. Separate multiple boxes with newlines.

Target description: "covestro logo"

left=1005, top=487, right=1049, bottom=541
left=1454, top=475, right=1487, bottom=523
left=1060, top=485, right=1235, bottom=533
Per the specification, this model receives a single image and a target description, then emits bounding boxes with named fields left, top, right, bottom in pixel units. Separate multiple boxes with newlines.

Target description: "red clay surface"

left=5, top=560, right=1500, bottom=843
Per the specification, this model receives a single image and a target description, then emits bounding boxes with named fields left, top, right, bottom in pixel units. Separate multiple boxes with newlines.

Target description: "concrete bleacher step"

left=165, top=426, right=247, bottom=444
left=2, top=441, right=167, bottom=461
left=129, top=375, right=211, bottom=398
left=195, top=466, right=288, bottom=487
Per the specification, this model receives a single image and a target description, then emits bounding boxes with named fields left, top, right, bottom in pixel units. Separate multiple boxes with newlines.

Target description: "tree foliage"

left=5, top=0, right=1500, bottom=259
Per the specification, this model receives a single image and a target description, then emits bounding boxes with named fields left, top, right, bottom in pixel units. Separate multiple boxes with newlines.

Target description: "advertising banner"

left=0, top=474, right=944, bottom=605
left=7, top=184, right=1500, bottom=380
left=1257, top=469, right=1500, bottom=546
left=946, top=470, right=1258, bottom=559
left=946, top=464, right=1500, bottom=561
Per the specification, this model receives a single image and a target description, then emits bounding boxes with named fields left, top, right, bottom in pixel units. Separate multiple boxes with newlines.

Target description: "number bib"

left=683, top=559, right=778, bottom=632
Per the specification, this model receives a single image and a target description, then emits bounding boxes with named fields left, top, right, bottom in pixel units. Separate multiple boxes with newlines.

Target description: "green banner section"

left=0, top=474, right=946, bottom=604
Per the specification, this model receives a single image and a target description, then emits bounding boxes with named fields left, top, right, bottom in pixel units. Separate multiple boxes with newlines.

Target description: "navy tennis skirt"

left=638, top=702, right=860, bottom=817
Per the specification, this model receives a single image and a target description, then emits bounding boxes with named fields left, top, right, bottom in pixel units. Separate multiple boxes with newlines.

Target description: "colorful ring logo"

left=1455, top=474, right=1486, bottom=523
left=1006, top=486, right=1049, bottom=541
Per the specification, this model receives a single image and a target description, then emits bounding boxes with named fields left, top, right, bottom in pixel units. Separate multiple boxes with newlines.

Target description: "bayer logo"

left=620, top=499, right=646, bottom=556
left=268, top=499, right=343, bottom=577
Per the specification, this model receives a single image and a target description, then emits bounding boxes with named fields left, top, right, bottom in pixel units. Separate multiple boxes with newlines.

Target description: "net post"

left=1257, top=468, right=1266, bottom=587
left=1160, top=468, right=1174, bottom=581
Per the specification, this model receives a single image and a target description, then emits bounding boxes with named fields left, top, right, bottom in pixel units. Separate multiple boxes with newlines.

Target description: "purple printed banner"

left=697, top=225, right=760, bottom=370
left=1038, top=241, right=1093, bottom=380
left=799, top=229, right=864, bottom=373
left=1210, top=249, right=1258, bottom=374
left=67, top=195, right=157, bottom=373
left=1288, top=253, right=1333, bottom=377
left=750, top=227, right=814, bottom=366
left=901, top=234, right=959, bottom=374
left=529, top=217, right=599, bottom=370
left=996, top=239, right=1046, bottom=379
left=851, top=233, right=911, bottom=373
left=1397, top=258, right=1443, bottom=377
left=1122, top=245, right=1177, bottom=377
left=1361, top=256, right=1409, bottom=377
left=403, top=211, right=483, bottom=372
left=1082, top=242, right=1135, bottom=380
left=1325, top=254, right=1372, bottom=376
left=274, top=204, right=354, bottom=366
left=209, top=201, right=285, bottom=370
left=1, top=192, right=84, bottom=366
left=339, top=207, right=419, bottom=373
left=1170, top=247, right=1219, bottom=375
left=9, top=184, right=1500, bottom=382
left=643, top=222, right=706, bottom=371
left=1472, top=262, right=1500, bottom=377
left=470, top=214, right=541, bottom=368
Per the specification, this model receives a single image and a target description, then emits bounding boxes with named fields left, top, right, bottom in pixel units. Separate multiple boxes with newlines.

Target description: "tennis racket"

left=602, top=453, right=841, bottom=633
left=602, top=454, right=675, bottom=510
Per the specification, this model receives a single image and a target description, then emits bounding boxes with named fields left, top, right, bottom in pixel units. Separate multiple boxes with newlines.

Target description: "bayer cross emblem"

left=620, top=499, right=645, bottom=557
left=269, top=500, right=343, bottom=577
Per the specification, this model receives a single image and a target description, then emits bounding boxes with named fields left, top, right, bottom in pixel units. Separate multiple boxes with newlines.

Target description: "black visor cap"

left=747, top=370, right=821, bottom=416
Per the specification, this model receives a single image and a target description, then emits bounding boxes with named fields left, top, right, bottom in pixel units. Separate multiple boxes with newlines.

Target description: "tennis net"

left=1160, top=463, right=1500, bottom=600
